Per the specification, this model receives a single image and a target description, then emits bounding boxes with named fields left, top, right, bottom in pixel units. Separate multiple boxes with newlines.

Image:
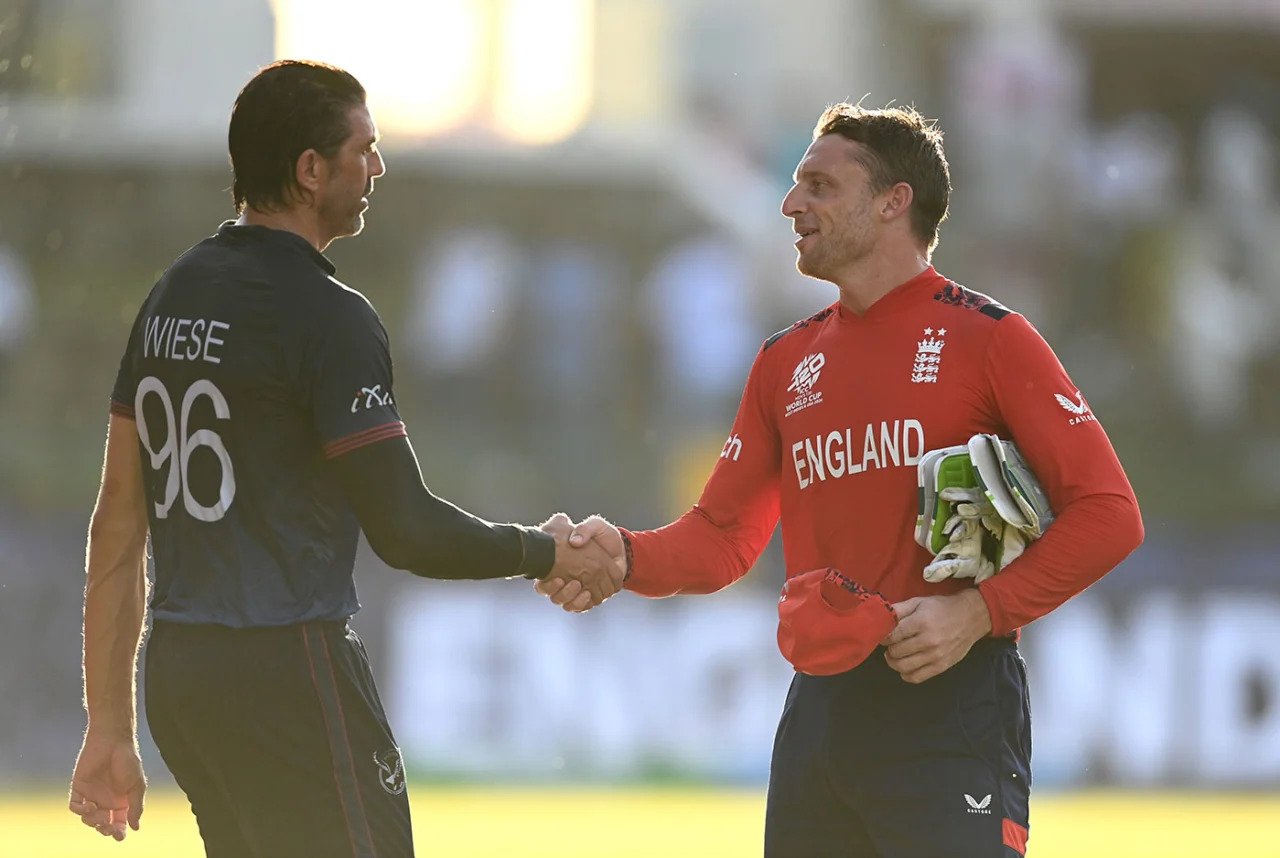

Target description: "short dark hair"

left=228, top=60, right=367, bottom=213
left=814, top=103, right=951, bottom=252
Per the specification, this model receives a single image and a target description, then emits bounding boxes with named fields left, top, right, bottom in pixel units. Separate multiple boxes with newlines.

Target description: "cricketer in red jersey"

left=539, top=104, right=1143, bottom=857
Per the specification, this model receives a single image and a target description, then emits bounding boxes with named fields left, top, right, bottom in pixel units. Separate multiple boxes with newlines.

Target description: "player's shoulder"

left=930, top=278, right=1016, bottom=324
left=762, top=304, right=838, bottom=353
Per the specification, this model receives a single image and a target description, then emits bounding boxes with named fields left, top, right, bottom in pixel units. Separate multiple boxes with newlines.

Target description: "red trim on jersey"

left=109, top=399, right=135, bottom=420
left=1002, top=818, right=1029, bottom=855
left=323, top=421, right=407, bottom=460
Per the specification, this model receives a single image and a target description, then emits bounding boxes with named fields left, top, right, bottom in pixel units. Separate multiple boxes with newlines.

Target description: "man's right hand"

left=537, top=513, right=626, bottom=611
left=536, top=514, right=626, bottom=612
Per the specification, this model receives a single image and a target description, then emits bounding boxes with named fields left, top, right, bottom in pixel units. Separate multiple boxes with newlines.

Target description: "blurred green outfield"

left=4, top=787, right=1280, bottom=857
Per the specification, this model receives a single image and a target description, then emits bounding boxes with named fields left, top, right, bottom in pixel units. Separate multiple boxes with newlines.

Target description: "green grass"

left=4, top=787, right=1279, bottom=857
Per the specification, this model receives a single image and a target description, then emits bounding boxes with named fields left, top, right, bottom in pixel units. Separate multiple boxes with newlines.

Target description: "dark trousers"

left=145, top=620, right=414, bottom=858
left=764, top=638, right=1031, bottom=858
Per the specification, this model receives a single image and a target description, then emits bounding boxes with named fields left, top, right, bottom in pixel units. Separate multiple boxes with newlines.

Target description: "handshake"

left=532, top=513, right=628, bottom=612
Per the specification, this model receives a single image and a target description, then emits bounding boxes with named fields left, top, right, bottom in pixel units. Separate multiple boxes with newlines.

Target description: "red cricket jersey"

left=622, top=267, right=1143, bottom=637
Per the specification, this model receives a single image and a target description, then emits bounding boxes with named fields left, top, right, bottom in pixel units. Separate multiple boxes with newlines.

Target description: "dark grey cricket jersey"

left=111, top=223, right=407, bottom=627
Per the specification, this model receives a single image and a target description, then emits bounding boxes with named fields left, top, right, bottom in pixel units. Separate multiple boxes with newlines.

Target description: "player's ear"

left=294, top=149, right=324, bottom=197
left=880, top=182, right=914, bottom=222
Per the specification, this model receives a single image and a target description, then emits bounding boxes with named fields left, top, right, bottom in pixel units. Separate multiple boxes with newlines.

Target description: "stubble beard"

left=796, top=236, right=855, bottom=283
left=321, top=198, right=367, bottom=242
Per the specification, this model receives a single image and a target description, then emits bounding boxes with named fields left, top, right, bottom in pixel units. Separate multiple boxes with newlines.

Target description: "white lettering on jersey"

left=792, top=419, right=925, bottom=490
left=143, top=315, right=231, bottom=365
left=720, top=434, right=743, bottom=462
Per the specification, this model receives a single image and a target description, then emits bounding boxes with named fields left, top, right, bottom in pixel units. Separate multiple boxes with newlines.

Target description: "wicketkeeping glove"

left=922, top=486, right=1027, bottom=583
left=917, top=435, right=1050, bottom=585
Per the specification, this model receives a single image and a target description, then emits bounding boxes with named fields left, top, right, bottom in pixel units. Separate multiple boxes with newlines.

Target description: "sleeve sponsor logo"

left=1055, top=389, right=1096, bottom=425
left=720, top=434, right=743, bottom=462
left=351, top=383, right=394, bottom=413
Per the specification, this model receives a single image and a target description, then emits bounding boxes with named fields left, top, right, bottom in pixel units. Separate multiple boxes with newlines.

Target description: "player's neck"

left=832, top=247, right=931, bottom=316
left=236, top=207, right=330, bottom=253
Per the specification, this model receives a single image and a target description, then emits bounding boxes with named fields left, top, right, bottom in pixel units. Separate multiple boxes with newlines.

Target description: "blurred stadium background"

left=1, top=0, right=1278, bottom=855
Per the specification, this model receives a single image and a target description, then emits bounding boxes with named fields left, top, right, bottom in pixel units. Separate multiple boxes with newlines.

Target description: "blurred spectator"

left=398, top=230, right=540, bottom=514
left=943, top=3, right=1085, bottom=332
left=948, top=2, right=1085, bottom=241
left=642, top=233, right=759, bottom=515
left=520, top=241, right=628, bottom=513
left=1072, top=113, right=1182, bottom=225
left=1168, top=107, right=1279, bottom=430
left=0, top=245, right=34, bottom=394
left=404, top=228, right=520, bottom=378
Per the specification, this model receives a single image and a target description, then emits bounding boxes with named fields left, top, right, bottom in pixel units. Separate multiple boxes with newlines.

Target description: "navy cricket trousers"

left=765, top=637, right=1032, bottom=858
left=145, top=619, right=414, bottom=858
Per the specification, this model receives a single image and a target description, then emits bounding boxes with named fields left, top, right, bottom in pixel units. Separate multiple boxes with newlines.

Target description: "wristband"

left=620, top=531, right=634, bottom=582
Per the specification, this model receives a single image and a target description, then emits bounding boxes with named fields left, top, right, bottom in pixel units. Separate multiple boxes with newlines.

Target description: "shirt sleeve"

left=109, top=311, right=143, bottom=420
left=623, top=345, right=782, bottom=597
left=977, top=313, right=1144, bottom=635
left=302, top=290, right=408, bottom=459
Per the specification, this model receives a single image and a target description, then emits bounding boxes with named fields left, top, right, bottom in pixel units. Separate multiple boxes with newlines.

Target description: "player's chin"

left=794, top=252, right=824, bottom=279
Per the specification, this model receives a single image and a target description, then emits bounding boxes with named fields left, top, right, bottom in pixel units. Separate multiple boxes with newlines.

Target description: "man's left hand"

left=69, top=733, right=146, bottom=840
left=882, top=589, right=993, bottom=684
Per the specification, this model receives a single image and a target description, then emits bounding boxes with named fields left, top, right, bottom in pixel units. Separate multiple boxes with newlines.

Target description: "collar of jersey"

left=217, top=221, right=337, bottom=275
left=834, top=265, right=948, bottom=324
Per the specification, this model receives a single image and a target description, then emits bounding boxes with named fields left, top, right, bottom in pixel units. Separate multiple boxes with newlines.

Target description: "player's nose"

left=781, top=183, right=804, bottom=218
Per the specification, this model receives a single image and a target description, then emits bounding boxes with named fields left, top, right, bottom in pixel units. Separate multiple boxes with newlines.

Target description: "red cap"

left=777, top=568, right=898, bottom=676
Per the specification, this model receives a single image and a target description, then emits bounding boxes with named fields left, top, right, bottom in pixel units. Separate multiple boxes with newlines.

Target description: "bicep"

left=696, top=350, right=782, bottom=528
left=987, top=316, right=1135, bottom=507
left=326, top=434, right=423, bottom=536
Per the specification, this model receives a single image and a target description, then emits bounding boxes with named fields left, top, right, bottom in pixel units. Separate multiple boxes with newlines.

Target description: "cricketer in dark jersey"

left=73, top=59, right=624, bottom=857
left=106, top=223, right=555, bottom=857
left=110, top=223, right=400, bottom=626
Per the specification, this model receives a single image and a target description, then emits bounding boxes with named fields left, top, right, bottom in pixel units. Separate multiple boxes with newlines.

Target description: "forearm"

left=978, top=491, right=1144, bottom=635
left=623, top=506, right=768, bottom=597
left=375, top=486, right=554, bottom=580
left=332, top=437, right=555, bottom=580
left=83, top=514, right=148, bottom=740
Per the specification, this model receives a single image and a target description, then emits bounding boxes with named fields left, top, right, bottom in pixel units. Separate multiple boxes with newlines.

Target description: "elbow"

left=1102, top=493, right=1144, bottom=566
left=1125, top=495, right=1145, bottom=556
left=365, top=519, right=453, bottom=576
left=88, top=508, right=147, bottom=554
left=366, top=529, right=417, bottom=573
